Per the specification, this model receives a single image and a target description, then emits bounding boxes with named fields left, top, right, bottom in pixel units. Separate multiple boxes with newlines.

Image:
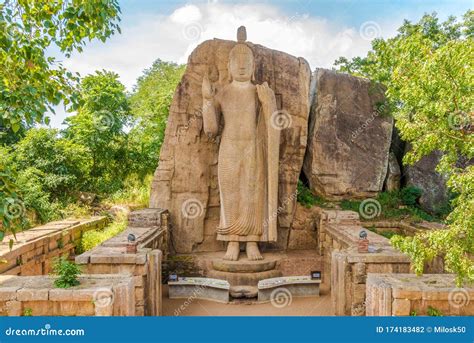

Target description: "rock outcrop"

left=405, top=150, right=449, bottom=214
left=303, top=69, right=393, bottom=200
left=150, top=39, right=311, bottom=253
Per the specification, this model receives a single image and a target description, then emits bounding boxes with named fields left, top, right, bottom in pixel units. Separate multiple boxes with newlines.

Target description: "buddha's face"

left=229, top=48, right=254, bottom=82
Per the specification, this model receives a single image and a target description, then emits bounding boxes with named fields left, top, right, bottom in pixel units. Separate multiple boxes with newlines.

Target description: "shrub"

left=79, top=214, right=127, bottom=253
left=400, top=186, right=422, bottom=206
left=296, top=180, right=326, bottom=208
left=427, top=306, right=443, bottom=317
left=52, top=257, right=81, bottom=288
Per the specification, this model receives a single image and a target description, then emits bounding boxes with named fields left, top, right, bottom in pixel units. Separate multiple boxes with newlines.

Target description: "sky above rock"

left=48, top=0, right=471, bottom=128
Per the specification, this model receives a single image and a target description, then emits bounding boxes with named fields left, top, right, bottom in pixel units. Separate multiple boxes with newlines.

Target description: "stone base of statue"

left=207, top=257, right=282, bottom=299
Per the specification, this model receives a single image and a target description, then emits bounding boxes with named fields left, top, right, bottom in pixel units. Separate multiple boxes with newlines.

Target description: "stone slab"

left=258, top=276, right=320, bottom=302
left=168, top=277, right=230, bottom=303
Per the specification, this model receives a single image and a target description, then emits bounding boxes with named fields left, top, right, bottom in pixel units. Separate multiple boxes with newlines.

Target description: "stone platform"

left=258, top=276, right=321, bottom=302
left=168, top=277, right=230, bottom=304
left=167, top=250, right=324, bottom=299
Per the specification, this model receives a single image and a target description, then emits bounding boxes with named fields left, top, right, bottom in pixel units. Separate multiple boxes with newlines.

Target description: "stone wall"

left=366, top=274, right=474, bottom=316
left=76, top=209, right=169, bottom=316
left=0, top=217, right=107, bottom=276
left=0, top=274, right=135, bottom=316
left=317, top=210, right=411, bottom=316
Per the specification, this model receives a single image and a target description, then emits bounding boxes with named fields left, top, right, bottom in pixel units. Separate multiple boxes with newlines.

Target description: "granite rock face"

left=384, top=152, right=401, bottom=192
left=150, top=39, right=311, bottom=253
left=287, top=203, right=320, bottom=250
left=405, top=150, right=449, bottom=214
left=303, top=69, right=393, bottom=200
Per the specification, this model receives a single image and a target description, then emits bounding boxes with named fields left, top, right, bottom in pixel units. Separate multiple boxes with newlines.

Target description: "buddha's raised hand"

left=256, top=82, right=276, bottom=107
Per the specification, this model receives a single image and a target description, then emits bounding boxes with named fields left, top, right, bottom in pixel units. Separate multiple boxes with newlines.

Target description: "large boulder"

left=404, top=150, right=449, bottom=214
left=303, top=69, right=393, bottom=200
left=150, top=39, right=311, bottom=254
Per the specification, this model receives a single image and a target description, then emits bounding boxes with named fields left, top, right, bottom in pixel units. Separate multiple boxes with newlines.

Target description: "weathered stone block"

left=392, top=298, right=411, bottom=316
left=303, top=69, right=393, bottom=199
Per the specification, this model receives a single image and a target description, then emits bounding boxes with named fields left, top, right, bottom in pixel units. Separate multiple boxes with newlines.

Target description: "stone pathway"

left=162, top=286, right=333, bottom=316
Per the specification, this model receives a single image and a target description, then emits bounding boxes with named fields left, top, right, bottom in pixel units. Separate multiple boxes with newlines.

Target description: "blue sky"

left=119, top=0, right=472, bottom=26
left=49, top=0, right=472, bottom=128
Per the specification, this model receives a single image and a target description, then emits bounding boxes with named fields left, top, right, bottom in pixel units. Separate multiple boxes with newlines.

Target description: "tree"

left=335, top=11, right=474, bottom=285
left=64, top=71, right=130, bottom=193
left=0, top=0, right=121, bottom=130
left=14, top=128, right=92, bottom=197
left=128, top=59, right=185, bottom=178
left=0, top=0, right=121, bottom=237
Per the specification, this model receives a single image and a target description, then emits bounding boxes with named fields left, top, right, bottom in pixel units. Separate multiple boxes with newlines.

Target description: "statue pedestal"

left=207, top=258, right=282, bottom=299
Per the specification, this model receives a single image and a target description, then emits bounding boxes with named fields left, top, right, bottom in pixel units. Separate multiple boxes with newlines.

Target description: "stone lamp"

left=358, top=230, right=369, bottom=253
left=127, top=233, right=137, bottom=253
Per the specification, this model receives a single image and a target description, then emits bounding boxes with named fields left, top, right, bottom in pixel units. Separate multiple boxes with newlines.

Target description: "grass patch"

left=78, top=214, right=128, bottom=253
left=340, top=188, right=444, bottom=223
left=105, top=174, right=152, bottom=209
left=297, top=180, right=328, bottom=208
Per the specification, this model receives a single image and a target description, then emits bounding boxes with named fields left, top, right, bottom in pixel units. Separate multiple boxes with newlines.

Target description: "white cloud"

left=51, top=2, right=399, bottom=128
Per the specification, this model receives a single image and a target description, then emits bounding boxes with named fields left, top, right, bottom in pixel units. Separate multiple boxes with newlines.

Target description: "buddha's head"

left=228, top=26, right=254, bottom=82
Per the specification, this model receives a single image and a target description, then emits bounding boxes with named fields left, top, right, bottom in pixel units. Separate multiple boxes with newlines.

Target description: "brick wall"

left=0, top=217, right=108, bottom=276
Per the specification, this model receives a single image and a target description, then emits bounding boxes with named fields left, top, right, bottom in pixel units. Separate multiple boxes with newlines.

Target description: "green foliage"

left=0, top=0, right=121, bottom=130
left=64, top=71, right=130, bottom=194
left=400, top=186, right=422, bottom=207
left=427, top=306, right=443, bottom=317
left=340, top=189, right=438, bottom=222
left=296, top=180, right=327, bottom=208
left=0, top=0, right=121, bottom=237
left=410, top=310, right=417, bottom=316
left=128, top=60, right=185, bottom=178
left=79, top=214, right=127, bottom=253
left=106, top=174, right=152, bottom=208
left=52, top=256, right=81, bottom=288
left=15, top=128, right=92, bottom=197
left=22, top=308, right=33, bottom=316
left=336, top=11, right=474, bottom=285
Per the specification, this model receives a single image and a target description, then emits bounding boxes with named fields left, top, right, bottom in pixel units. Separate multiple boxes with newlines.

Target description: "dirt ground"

left=162, top=286, right=333, bottom=316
